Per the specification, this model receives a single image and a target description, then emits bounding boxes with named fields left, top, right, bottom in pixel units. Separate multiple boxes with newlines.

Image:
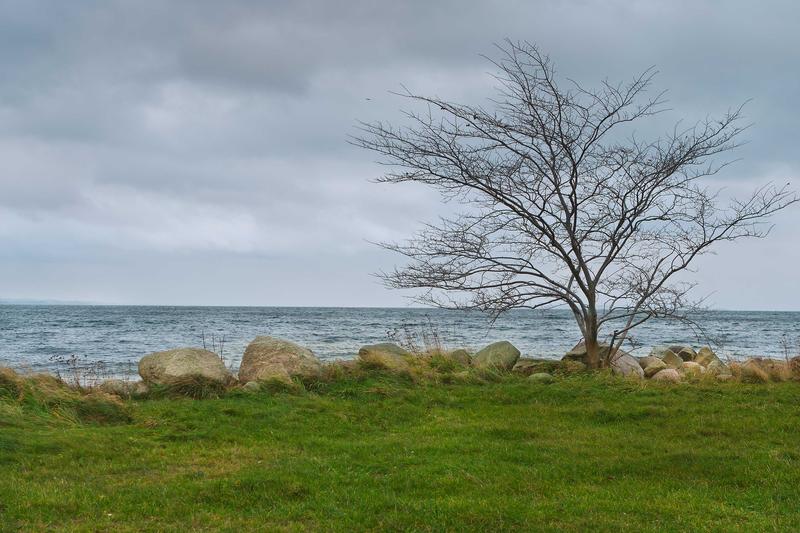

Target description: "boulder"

left=740, top=359, right=770, bottom=383
left=239, top=336, right=322, bottom=384
left=643, top=359, right=667, bottom=378
left=695, top=347, right=721, bottom=367
left=357, top=343, right=411, bottom=371
left=512, top=358, right=560, bottom=376
left=529, top=372, right=555, bottom=384
left=740, top=357, right=790, bottom=382
left=563, top=341, right=612, bottom=365
left=97, top=379, right=149, bottom=397
left=651, top=368, right=681, bottom=383
left=638, top=355, right=662, bottom=370
left=680, top=361, right=705, bottom=377
left=446, top=349, right=472, bottom=366
left=473, top=341, right=521, bottom=371
left=610, top=351, right=644, bottom=379
left=672, top=346, right=697, bottom=362
left=650, top=346, right=683, bottom=369
left=716, top=373, right=735, bottom=382
left=138, top=348, right=233, bottom=386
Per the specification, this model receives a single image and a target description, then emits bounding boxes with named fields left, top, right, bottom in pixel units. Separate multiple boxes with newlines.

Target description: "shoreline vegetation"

left=2, top=347, right=800, bottom=531
left=2, top=336, right=800, bottom=530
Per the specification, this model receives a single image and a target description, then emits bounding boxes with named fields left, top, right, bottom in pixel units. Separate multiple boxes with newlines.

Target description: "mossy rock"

left=644, top=359, right=667, bottom=378
left=239, top=336, right=321, bottom=384
left=357, top=343, right=411, bottom=372
left=558, top=360, right=588, bottom=374
left=638, top=356, right=662, bottom=370
left=680, top=361, right=705, bottom=378
left=651, top=368, right=681, bottom=383
left=528, top=373, right=555, bottom=384
left=446, top=349, right=472, bottom=366
left=472, top=341, right=520, bottom=371
left=563, top=341, right=612, bottom=365
left=650, top=346, right=683, bottom=369
left=512, top=358, right=560, bottom=376
left=139, top=347, right=233, bottom=386
left=694, top=347, right=721, bottom=367
left=669, top=346, right=697, bottom=362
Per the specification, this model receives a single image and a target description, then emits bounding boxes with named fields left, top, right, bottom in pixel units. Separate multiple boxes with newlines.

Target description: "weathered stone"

left=473, top=341, right=521, bottom=371
left=357, top=343, right=411, bottom=371
left=563, top=341, right=612, bottom=365
left=97, top=379, right=148, bottom=397
left=644, top=359, right=667, bottom=378
left=446, top=349, right=472, bottom=366
left=512, top=358, right=560, bottom=376
left=681, top=361, right=705, bottom=377
left=650, top=346, right=683, bottom=369
left=610, top=351, right=644, bottom=379
left=651, top=368, right=681, bottom=383
left=740, top=357, right=790, bottom=382
left=239, top=337, right=321, bottom=384
left=528, top=372, right=555, bottom=384
left=740, top=359, right=770, bottom=383
left=675, top=347, right=698, bottom=362
left=695, top=347, right=721, bottom=367
left=138, top=348, right=233, bottom=386
left=716, top=373, right=734, bottom=382
left=638, top=356, right=662, bottom=370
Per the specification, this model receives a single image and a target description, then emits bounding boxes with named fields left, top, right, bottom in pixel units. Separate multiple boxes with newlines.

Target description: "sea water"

left=0, top=305, right=798, bottom=377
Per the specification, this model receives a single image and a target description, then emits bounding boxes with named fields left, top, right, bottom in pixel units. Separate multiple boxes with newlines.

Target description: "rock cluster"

left=637, top=345, right=732, bottom=383
left=93, top=334, right=797, bottom=399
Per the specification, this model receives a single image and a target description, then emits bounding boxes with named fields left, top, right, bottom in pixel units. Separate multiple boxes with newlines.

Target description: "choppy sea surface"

left=0, top=305, right=798, bottom=377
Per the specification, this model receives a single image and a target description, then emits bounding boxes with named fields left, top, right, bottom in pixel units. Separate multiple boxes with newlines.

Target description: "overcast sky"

left=0, top=0, right=797, bottom=309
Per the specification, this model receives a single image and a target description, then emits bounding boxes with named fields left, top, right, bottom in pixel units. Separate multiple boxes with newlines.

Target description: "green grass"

left=1, top=372, right=799, bottom=532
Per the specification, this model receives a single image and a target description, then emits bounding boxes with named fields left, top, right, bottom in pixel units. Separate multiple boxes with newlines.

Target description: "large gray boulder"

left=473, top=341, right=521, bottom=370
left=239, top=336, right=321, bottom=383
left=139, top=347, right=233, bottom=386
left=610, top=351, right=644, bottom=379
left=357, top=343, right=411, bottom=371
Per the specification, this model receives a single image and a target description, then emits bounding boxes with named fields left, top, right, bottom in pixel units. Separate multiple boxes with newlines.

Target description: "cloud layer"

left=0, top=0, right=798, bottom=308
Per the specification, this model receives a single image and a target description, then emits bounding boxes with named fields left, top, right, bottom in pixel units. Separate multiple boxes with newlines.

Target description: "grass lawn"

left=1, top=373, right=799, bottom=532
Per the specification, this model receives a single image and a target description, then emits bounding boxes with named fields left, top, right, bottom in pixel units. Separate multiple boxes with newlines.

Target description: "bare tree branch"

left=352, top=40, right=798, bottom=368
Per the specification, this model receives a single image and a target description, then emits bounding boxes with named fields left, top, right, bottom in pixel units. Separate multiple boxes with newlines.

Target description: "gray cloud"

left=0, top=0, right=797, bottom=308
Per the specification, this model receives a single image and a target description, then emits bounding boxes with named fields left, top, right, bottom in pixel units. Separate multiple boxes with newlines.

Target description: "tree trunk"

left=584, top=335, right=602, bottom=369
left=583, top=313, right=603, bottom=369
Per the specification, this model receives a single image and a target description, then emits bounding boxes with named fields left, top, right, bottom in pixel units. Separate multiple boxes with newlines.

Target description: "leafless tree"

left=353, top=41, right=797, bottom=368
